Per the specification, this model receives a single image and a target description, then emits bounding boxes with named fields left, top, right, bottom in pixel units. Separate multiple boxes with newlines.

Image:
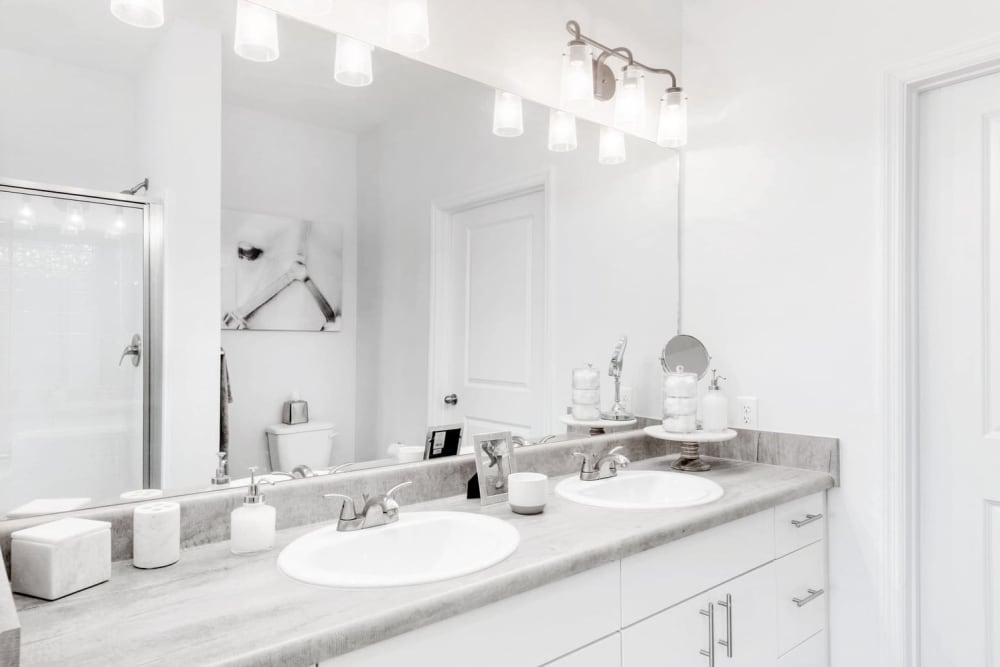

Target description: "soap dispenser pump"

left=230, top=467, right=276, bottom=555
left=701, top=369, right=729, bottom=433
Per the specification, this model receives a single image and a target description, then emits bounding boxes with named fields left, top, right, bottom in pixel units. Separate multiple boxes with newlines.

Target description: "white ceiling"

left=0, top=0, right=471, bottom=133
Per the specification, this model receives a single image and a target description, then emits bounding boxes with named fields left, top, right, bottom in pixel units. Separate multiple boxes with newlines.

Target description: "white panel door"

left=437, top=189, right=546, bottom=439
left=918, top=70, right=1000, bottom=666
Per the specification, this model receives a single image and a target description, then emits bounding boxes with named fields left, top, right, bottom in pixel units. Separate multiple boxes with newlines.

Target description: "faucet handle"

left=572, top=452, right=594, bottom=473
left=381, top=481, right=412, bottom=511
left=385, top=481, right=412, bottom=499
left=323, top=493, right=358, bottom=520
left=607, top=446, right=625, bottom=456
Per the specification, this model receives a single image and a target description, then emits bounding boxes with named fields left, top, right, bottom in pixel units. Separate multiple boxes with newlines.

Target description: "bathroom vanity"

left=10, top=455, right=833, bottom=666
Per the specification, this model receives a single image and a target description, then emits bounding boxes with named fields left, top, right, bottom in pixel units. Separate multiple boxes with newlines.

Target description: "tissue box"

left=11, top=518, right=111, bottom=600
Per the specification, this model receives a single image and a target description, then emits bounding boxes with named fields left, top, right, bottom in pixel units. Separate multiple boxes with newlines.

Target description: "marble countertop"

left=14, top=455, right=834, bottom=666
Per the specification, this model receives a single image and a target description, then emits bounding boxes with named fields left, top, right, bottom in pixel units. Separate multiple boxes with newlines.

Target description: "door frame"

left=881, top=37, right=1000, bottom=667
left=0, top=176, right=164, bottom=488
left=427, top=170, right=555, bottom=435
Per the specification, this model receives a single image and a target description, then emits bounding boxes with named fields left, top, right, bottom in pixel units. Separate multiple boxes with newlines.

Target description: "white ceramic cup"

left=508, top=472, right=548, bottom=515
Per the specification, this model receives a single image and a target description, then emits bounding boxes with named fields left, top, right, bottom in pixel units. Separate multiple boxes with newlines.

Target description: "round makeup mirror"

left=660, top=334, right=711, bottom=379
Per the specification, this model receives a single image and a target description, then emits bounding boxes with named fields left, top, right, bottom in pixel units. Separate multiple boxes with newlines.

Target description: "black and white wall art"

left=221, top=209, right=343, bottom=332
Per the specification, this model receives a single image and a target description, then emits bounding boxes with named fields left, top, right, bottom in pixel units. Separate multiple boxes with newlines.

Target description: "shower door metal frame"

left=0, top=176, right=163, bottom=489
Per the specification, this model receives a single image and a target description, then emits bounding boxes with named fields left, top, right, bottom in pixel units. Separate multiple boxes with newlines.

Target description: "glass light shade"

left=598, top=126, right=626, bottom=165
left=614, top=65, right=646, bottom=132
left=234, top=0, right=280, bottom=63
left=299, top=0, right=334, bottom=15
left=334, top=34, right=374, bottom=87
left=387, top=0, right=430, bottom=53
left=561, top=43, right=594, bottom=111
left=547, top=109, right=578, bottom=152
left=657, top=89, right=687, bottom=148
left=110, top=0, right=164, bottom=28
left=492, top=90, right=524, bottom=138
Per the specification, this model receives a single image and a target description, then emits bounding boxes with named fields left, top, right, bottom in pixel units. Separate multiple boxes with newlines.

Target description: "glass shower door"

left=0, top=186, right=146, bottom=517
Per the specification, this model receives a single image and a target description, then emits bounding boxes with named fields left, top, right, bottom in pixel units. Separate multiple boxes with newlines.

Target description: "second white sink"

left=277, top=511, right=520, bottom=588
left=556, top=470, right=724, bottom=509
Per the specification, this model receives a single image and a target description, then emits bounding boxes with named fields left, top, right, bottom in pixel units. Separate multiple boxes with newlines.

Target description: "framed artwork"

left=423, top=424, right=463, bottom=460
left=472, top=431, right=517, bottom=505
left=221, top=210, right=343, bottom=332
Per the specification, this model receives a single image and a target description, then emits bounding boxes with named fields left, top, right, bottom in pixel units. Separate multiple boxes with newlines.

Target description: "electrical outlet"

left=736, top=396, right=758, bottom=428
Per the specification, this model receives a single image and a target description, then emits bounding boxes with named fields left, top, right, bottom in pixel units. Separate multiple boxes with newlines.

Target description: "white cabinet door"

left=622, top=593, right=712, bottom=667
left=546, top=633, right=621, bottom=667
left=713, top=563, right=776, bottom=667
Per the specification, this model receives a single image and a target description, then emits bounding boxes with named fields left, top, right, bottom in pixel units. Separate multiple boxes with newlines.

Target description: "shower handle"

left=118, top=334, right=142, bottom=367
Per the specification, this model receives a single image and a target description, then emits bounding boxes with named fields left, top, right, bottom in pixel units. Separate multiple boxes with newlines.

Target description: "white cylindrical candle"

left=133, top=501, right=180, bottom=569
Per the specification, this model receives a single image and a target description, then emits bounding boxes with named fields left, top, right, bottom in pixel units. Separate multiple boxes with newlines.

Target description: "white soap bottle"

left=230, top=467, right=276, bottom=555
left=701, top=370, right=729, bottom=432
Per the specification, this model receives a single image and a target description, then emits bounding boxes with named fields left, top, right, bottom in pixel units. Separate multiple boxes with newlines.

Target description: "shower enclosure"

left=0, top=178, right=154, bottom=517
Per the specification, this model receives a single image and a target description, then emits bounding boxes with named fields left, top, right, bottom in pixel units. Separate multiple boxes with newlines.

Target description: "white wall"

left=680, top=1, right=1000, bottom=664
left=0, top=48, right=139, bottom=191
left=221, top=105, right=358, bottom=475
left=356, top=84, right=678, bottom=460
left=139, top=20, right=222, bottom=489
left=258, top=0, right=684, bottom=144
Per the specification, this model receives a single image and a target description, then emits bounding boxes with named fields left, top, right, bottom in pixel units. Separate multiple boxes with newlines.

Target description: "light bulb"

left=299, top=0, right=333, bottom=15
left=334, top=34, right=374, bottom=87
left=547, top=109, right=577, bottom=152
left=234, top=0, right=280, bottom=63
left=561, top=42, right=594, bottom=112
left=599, top=126, right=626, bottom=165
left=492, top=90, right=524, bottom=138
left=614, top=64, right=646, bottom=132
left=657, top=89, right=687, bottom=148
left=110, top=0, right=164, bottom=28
left=387, top=0, right=430, bottom=53
left=19, top=201, right=33, bottom=218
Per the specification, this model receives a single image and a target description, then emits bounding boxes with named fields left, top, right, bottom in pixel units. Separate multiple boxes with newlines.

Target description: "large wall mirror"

left=0, top=0, right=679, bottom=518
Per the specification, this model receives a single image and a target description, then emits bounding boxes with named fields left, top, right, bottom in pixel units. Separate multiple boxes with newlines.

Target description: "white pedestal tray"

left=643, top=426, right=738, bottom=472
left=560, top=414, right=638, bottom=436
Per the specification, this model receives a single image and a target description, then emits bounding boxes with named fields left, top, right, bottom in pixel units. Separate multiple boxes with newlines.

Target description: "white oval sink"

left=556, top=470, right=724, bottom=509
left=277, top=511, right=520, bottom=588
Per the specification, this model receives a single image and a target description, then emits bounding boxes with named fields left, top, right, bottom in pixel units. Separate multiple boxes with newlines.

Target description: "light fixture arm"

left=565, top=20, right=679, bottom=91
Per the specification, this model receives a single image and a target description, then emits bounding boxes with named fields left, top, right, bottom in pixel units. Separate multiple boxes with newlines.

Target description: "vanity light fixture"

left=110, top=0, right=164, bottom=29
left=492, top=90, right=524, bottom=138
left=598, top=126, right=626, bottom=165
left=334, top=34, right=374, bottom=87
left=562, top=20, right=687, bottom=147
left=387, top=0, right=430, bottom=53
left=234, top=0, right=280, bottom=63
left=547, top=109, right=578, bottom=152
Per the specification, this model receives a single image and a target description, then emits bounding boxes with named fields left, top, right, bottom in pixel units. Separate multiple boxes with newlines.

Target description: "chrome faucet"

left=323, top=481, right=412, bottom=532
left=573, top=446, right=630, bottom=481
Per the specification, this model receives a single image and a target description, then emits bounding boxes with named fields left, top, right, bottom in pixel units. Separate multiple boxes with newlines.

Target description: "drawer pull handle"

left=792, top=588, right=825, bottom=607
left=699, top=603, right=715, bottom=666
left=717, top=593, right=733, bottom=658
left=791, top=513, right=823, bottom=528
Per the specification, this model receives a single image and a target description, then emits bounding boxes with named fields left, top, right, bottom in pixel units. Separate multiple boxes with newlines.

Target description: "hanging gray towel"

left=220, top=348, right=233, bottom=453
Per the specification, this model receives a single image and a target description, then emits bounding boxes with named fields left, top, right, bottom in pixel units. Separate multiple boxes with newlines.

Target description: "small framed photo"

left=423, top=424, right=463, bottom=460
left=472, top=431, right=518, bottom=505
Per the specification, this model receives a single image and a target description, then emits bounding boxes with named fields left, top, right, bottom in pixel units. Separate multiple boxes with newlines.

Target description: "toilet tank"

left=265, top=422, right=337, bottom=471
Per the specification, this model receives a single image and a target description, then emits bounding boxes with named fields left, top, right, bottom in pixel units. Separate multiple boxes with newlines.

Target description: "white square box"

left=11, top=518, right=111, bottom=600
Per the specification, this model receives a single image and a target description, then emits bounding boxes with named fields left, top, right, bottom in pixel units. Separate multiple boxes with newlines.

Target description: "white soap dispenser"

left=701, top=370, right=729, bottom=432
left=230, top=467, right=276, bottom=555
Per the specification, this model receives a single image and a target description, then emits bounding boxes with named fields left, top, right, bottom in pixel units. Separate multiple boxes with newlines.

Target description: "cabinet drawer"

left=545, top=633, right=621, bottom=667
left=774, top=493, right=825, bottom=557
left=776, top=541, right=827, bottom=655
left=777, top=631, right=827, bottom=667
left=621, top=510, right=773, bottom=625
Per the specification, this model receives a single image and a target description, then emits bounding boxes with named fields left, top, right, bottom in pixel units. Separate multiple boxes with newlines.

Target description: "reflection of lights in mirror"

left=387, top=0, right=430, bottom=54
left=599, top=126, right=627, bottom=165
left=110, top=0, right=165, bottom=29
left=234, top=0, right=280, bottom=63
left=548, top=109, right=578, bottom=152
left=19, top=198, right=33, bottom=219
left=492, top=90, right=524, bottom=138
left=334, top=34, right=374, bottom=87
